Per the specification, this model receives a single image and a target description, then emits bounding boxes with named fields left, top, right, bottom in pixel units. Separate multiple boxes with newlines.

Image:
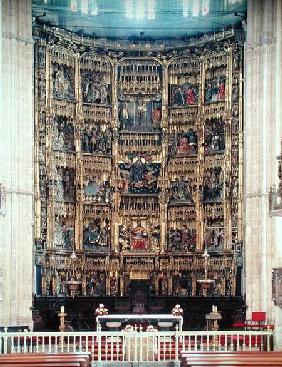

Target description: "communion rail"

left=0, top=329, right=273, bottom=362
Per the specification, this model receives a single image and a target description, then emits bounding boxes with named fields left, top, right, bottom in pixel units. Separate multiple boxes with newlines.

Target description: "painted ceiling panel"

left=32, top=0, right=247, bottom=39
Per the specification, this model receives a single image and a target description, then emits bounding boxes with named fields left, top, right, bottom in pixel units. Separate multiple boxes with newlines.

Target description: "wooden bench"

left=181, top=351, right=282, bottom=366
left=0, top=353, right=91, bottom=367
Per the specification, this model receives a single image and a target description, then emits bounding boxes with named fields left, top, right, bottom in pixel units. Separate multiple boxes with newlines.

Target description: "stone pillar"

left=0, top=0, right=33, bottom=327
left=245, top=0, right=282, bottom=348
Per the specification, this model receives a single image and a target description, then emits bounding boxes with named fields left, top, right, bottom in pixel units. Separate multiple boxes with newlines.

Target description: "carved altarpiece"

left=34, top=27, right=243, bottom=299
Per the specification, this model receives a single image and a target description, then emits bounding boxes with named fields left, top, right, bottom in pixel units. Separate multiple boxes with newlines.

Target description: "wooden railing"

left=0, top=329, right=274, bottom=362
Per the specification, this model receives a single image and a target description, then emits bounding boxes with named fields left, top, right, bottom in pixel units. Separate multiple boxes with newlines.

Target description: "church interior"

left=1, top=0, right=282, bottom=364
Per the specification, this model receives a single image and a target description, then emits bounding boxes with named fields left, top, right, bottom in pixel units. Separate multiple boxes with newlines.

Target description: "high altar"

left=33, top=24, right=244, bottom=328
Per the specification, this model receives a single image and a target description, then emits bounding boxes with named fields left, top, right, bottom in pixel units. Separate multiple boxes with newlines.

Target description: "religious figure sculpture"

left=119, top=157, right=160, bottom=194
left=207, top=228, right=224, bottom=252
left=82, top=125, right=111, bottom=154
left=52, top=125, right=65, bottom=151
left=54, top=168, right=64, bottom=202
left=83, top=222, right=100, bottom=248
left=218, top=79, right=225, bottom=100
left=82, top=72, right=110, bottom=105
left=173, top=86, right=185, bottom=106
left=168, top=227, right=196, bottom=253
left=130, top=156, right=146, bottom=185
left=52, top=118, right=74, bottom=151
left=119, top=102, right=129, bottom=130
left=205, top=118, right=225, bottom=154
left=130, top=220, right=149, bottom=251
left=53, top=64, right=74, bottom=100
left=185, top=86, right=196, bottom=105
left=203, top=167, right=223, bottom=202
left=169, top=179, right=194, bottom=204
left=177, top=136, right=189, bottom=154
left=53, top=221, right=73, bottom=249
left=62, top=168, right=75, bottom=201
left=205, top=76, right=226, bottom=103
left=152, top=106, right=161, bottom=129
left=83, top=219, right=110, bottom=251
left=119, top=224, right=130, bottom=252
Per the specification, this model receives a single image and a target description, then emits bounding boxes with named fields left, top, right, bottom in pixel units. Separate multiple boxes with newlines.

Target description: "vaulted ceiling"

left=32, top=0, right=247, bottom=40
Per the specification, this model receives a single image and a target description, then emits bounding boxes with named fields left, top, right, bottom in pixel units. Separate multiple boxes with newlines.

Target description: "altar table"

left=96, top=314, right=183, bottom=331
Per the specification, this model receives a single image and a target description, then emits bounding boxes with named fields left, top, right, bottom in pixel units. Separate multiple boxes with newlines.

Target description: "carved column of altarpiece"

left=34, top=27, right=243, bottom=299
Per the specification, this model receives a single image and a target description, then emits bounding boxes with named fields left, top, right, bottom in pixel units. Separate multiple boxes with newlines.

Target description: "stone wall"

left=0, top=0, right=33, bottom=327
left=245, top=0, right=282, bottom=349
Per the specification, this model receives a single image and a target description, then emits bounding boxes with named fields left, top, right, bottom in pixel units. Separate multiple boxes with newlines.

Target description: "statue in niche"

left=130, top=220, right=149, bottom=251
left=54, top=168, right=64, bottom=202
left=149, top=223, right=160, bottom=252
left=82, top=124, right=111, bottom=154
left=100, top=84, right=109, bottom=104
left=130, top=156, right=146, bottom=185
left=52, top=117, right=74, bottom=151
left=53, top=125, right=65, bottom=151
left=83, top=218, right=110, bottom=251
left=225, top=279, right=232, bottom=296
left=203, top=167, right=223, bottom=203
left=206, top=228, right=224, bottom=252
left=137, top=99, right=147, bottom=125
left=205, top=117, right=225, bottom=154
left=169, top=178, right=193, bottom=204
left=119, top=224, right=130, bottom=252
left=119, top=102, right=129, bottom=129
left=110, top=273, right=119, bottom=296
left=82, top=72, right=110, bottom=105
left=213, top=280, right=223, bottom=296
left=38, top=47, right=45, bottom=67
left=159, top=273, right=169, bottom=296
left=172, top=86, right=185, bottom=106
left=205, top=76, right=226, bottom=103
left=185, top=85, right=197, bottom=105
left=177, top=135, right=189, bottom=155
left=62, top=168, right=75, bottom=202
left=54, top=273, right=65, bottom=296
left=88, top=272, right=106, bottom=296
left=52, top=64, right=74, bottom=101
left=53, top=219, right=74, bottom=249
left=152, top=106, right=161, bottom=129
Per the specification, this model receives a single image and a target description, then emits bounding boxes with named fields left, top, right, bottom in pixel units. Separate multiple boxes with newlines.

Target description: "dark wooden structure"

left=33, top=295, right=245, bottom=331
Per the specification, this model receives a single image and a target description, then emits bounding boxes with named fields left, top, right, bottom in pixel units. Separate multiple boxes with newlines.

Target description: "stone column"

left=0, top=0, right=33, bottom=327
left=245, top=0, right=282, bottom=348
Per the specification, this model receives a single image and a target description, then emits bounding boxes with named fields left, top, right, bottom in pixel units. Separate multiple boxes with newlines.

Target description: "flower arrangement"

left=146, top=325, right=158, bottom=332
left=122, top=324, right=134, bottom=332
left=171, top=304, right=183, bottom=316
left=95, top=303, right=109, bottom=316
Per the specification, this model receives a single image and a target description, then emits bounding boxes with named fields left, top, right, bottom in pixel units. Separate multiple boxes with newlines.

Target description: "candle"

left=61, top=306, right=64, bottom=313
